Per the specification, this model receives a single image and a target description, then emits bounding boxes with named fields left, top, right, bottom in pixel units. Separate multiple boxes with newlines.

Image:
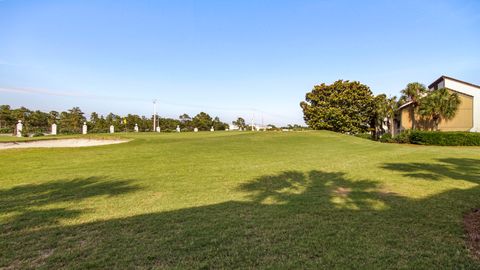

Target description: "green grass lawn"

left=1, top=131, right=480, bottom=269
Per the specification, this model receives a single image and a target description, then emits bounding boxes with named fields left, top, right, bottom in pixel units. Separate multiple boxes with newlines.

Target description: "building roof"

left=397, top=101, right=414, bottom=110
left=398, top=76, right=479, bottom=112
left=428, top=75, right=480, bottom=90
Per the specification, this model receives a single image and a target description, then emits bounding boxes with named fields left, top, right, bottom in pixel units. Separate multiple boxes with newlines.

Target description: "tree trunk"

left=390, top=117, right=395, bottom=136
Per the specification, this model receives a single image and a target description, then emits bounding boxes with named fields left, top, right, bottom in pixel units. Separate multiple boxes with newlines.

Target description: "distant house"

left=229, top=124, right=240, bottom=131
left=396, top=76, right=480, bottom=133
left=229, top=123, right=265, bottom=131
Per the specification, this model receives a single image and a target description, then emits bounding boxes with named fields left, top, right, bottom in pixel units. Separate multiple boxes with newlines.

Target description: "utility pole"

left=251, top=113, right=255, bottom=131
left=261, top=113, right=264, bottom=131
left=153, top=99, right=157, bottom=132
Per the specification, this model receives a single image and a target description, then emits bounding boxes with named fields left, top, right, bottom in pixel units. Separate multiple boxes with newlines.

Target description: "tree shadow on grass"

left=381, top=158, right=480, bottom=182
left=239, top=170, right=385, bottom=211
left=2, top=164, right=480, bottom=269
left=0, top=177, right=141, bottom=231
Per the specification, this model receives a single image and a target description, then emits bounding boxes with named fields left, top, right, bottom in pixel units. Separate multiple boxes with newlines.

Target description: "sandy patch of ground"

left=0, top=139, right=129, bottom=150
left=465, top=208, right=480, bottom=260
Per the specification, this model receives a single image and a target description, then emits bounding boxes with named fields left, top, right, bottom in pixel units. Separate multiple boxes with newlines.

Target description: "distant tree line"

left=300, top=80, right=460, bottom=139
left=0, top=105, right=231, bottom=134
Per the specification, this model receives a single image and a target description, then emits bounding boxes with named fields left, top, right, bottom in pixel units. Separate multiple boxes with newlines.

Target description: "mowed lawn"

left=1, top=131, right=479, bottom=269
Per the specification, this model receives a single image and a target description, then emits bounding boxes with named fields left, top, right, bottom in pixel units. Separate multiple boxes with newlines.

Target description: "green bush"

left=394, top=130, right=411, bottom=144
left=32, top=132, right=45, bottom=137
left=0, top=127, right=12, bottom=134
left=409, top=131, right=480, bottom=146
left=379, top=133, right=394, bottom=143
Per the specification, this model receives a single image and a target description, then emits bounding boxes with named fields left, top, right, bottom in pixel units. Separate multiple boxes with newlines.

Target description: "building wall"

left=399, top=106, right=413, bottom=131
left=438, top=92, right=473, bottom=131
left=398, top=90, right=474, bottom=132
left=443, top=78, right=479, bottom=132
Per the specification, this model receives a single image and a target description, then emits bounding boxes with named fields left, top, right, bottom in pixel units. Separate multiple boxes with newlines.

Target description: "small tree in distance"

left=232, top=117, right=246, bottom=130
left=192, top=112, right=213, bottom=131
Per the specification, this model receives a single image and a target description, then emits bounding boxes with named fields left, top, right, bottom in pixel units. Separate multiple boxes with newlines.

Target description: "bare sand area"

left=0, top=139, right=129, bottom=150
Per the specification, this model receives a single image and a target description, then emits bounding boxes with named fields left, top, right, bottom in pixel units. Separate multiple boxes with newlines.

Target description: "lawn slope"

left=1, top=131, right=479, bottom=269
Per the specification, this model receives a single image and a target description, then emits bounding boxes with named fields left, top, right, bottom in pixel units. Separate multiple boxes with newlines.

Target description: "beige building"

left=396, top=76, right=480, bottom=133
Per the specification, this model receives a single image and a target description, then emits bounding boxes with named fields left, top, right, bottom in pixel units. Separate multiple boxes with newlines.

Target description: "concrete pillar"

left=51, top=123, right=57, bottom=135
left=16, top=120, right=23, bottom=137
left=82, top=122, right=87, bottom=134
left=110, top=125, right=115, bottom=134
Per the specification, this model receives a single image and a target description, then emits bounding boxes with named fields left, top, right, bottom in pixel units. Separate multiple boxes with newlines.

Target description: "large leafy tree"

left=300, top=80, right=375, bottom=133
left=400, top=82, right=427, bottom=129
left=418, top=88, right=460, bottom=131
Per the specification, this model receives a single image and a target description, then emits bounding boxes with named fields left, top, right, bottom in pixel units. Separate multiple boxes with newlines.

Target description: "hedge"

left=409, top=131, right=480, bottom=146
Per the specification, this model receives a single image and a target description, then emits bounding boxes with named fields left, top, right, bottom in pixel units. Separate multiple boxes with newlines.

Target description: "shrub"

left=32, top=132, right=45, bottom=137
left=379, top=133, right=394, bottom=143
left=394, top=130, right=411, bottom=144
left=409, top=131, right=480, bottom=146
left=0, top=127, right=12, bottom=134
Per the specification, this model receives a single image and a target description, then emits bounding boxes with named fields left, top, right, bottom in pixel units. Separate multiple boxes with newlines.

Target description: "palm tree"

left=372, top=94, right=388, bottom=139
left=67, top=107, right=85, bottom=132
left=418, top=88, right=460, bottom=131
left=386, top=96, right=398, bottom=136
left=400, top=82, right=427, bottom=129
left=48, top=111, right=59, bottom=126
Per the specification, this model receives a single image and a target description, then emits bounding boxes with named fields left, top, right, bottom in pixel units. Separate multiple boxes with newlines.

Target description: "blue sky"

left=1, top=0, right=479, bottom=125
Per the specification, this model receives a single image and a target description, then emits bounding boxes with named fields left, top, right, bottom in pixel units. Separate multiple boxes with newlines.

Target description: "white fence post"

left=16, top=120, right=23, bottom=137
left=51, top=123, right=57, bottom=135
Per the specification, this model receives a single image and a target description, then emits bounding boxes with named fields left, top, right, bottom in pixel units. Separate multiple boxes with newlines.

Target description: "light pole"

left=153, top=99, right=157, bottom=132
left=251, top=113, right=254, bottom=131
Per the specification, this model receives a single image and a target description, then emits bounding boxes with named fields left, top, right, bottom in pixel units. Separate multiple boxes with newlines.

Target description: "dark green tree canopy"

left=212, top=116, right=228, bottom=130
left=192, top=112, right=213, bottom=131
left=232, top=117, right=246, bottom=130
left=0, top=105, right=230, bottom=135
left=300, top=80, right=375, bottom=133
